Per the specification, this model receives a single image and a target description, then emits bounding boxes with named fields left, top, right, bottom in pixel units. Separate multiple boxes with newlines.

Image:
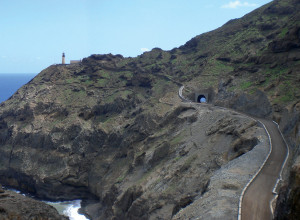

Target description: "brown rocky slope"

left=0, top=185, right=68, bottom=219
left=0, top=0, right=299, bottom=219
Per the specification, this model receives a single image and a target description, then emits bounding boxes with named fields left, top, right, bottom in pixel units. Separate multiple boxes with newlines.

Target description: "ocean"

left=0, top=73, right=37, bottom=103
left=0, top=73, right=89, bottom=220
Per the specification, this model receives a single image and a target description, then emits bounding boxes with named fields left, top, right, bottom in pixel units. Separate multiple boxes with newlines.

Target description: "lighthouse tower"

left=62, top=52, right=65, bottom=64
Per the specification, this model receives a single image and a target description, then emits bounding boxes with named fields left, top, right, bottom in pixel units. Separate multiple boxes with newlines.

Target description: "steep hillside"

left=0, top=0, right=299, bottom=219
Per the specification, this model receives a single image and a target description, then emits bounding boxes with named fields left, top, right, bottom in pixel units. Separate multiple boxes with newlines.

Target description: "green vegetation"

left=116, top=171, right=127, bottom=183
left=95, top=70, right=110, bottom=78
left=274, top=81, right=298, bottom=103
left=174, top=156, right=181, bottom=161
left=103, top=90, right=132, bottom=104
left=264, top=66, right=288, bottom=78
left=240, top=81, right=252, bottom=90
left=65, top=75, right=93, bottom=85
left=195, top=74, right=218, bottom=89
left=278, top=27, right=289, bottom=38
left=171, top=135, right=184, bottom=145
left=205, top=59, right=234, bottom=75
left=65, top=78, right=75, bottom=84
left=170, top=129, right=189, bottom=145
left=97, top=78, right=107, bottom=87
left=123, top=71, right=133, bottom=78
left=152, top=79, right=172, bottom=97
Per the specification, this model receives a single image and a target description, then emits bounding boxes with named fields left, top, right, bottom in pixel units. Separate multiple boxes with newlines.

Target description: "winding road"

left=178, top=86, right=289, bottom=220
left=241, top=118, right=288, bottom=220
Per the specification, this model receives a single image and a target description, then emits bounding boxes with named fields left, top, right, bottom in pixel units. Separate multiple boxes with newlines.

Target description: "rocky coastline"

left=0, top=0, right=299, bottom=219
left=0, top=184, right=68, bottom=219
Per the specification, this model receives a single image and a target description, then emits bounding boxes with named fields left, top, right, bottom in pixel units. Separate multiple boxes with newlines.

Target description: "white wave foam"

left=63, top=200, right=89, bottom=220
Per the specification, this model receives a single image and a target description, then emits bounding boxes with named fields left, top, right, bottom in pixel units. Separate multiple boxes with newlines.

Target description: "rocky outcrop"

left=0, top=85, right=269, bottom=220
left=0, top=185, right=68, bottom=220
left=275, top=156, right=300, bottom=219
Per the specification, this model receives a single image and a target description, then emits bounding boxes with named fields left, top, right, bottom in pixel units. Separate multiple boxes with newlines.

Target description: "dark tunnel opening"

left=197, top=95, right=207, bottom=103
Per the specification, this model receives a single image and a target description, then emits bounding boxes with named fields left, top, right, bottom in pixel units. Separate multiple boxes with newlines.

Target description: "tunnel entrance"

left=194, top=90, right=211, bottom=103
left=197, top=95, right=207, bottom=103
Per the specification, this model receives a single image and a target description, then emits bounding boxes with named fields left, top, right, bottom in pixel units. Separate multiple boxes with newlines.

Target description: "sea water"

left=0, top=73, right=36, bottom=103
left=0, top=73, right=89, bottom=220
left=47, top=200, right=89, bottom=220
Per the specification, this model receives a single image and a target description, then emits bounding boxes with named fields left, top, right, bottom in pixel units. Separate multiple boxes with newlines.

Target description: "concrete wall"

left=193, top=87, right=215, bottom=103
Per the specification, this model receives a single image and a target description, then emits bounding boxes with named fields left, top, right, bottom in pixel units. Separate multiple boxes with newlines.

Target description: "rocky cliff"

left=0, top=185, right=68, bottom=219
left=0, top=0, right=299, bottom=219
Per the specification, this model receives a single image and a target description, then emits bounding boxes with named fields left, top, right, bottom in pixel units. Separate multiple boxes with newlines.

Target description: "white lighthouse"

left=62, top=52, right=65, bottom=64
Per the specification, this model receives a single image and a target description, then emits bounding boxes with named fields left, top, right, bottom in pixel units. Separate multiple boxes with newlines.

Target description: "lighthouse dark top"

left=62, top=52, right=65, bottom=64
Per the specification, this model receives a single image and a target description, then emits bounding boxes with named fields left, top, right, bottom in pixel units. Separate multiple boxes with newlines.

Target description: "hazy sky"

left=0, top=0, right=271, bottom=73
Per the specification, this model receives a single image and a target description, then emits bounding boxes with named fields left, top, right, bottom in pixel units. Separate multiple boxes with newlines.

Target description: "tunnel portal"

left=197, top=94, right=207, bottom=103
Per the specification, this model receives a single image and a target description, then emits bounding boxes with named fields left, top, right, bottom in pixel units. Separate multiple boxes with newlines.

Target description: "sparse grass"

left=170, top=129, right=189, bottom=146
left=205, top=59, right=234, bottom=75
left=197, top=75, right=218, bottom=89
left=278, top=27, right=289, bottom=38
left=170, top=134, right=185, bottom=145
left=152, top=79, right=172, bottom=97
left=183, top=154, right=198, bottom=168
left=65, top=75, right=93, bottom=85
left=174, top=156, right=181, bottom=161
left=249, top=87, right=257, bottom=95
left=102, top=90, right=132, bottom=104
left=227, top=86, right=236, bottom=92
left=116, top=58, right=132, bottom=67
left=105, top=93, right=118, bottom=103
left=83, top=80, right=93, bottom=85
left=96, top=70, right=110, bottom=78
left=163, top=182, right=178, bottom=195
left=123, top=71, right=133, bottom=78
left=116, top=171, right=127, bottom=183
left=274, top=81, right=297, bottom=104
left=240, top=81, right=252, bottom=90
left=278, top=94, right=294, bottom=103
left=59, top=87, right=88, bottom=106
left=97, top=78, right=108, bottom=87
left=263, top=66, right=289, bottom=82
left=65, top=78, right=75, bottom=84
left=120, top=90, right=132, bottom=99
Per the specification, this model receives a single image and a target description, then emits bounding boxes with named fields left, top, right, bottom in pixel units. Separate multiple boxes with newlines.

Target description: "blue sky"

left=0, top=0, right=271, bottom=73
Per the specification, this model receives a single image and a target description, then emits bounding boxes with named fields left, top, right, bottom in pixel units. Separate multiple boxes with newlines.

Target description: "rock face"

left=0, top=83, right=268, bottom=220
left=0, top=185, right=68, bottom=220
left=0, top=0, right=299, bottom=219
left=275, top=156, right=300, bottom=220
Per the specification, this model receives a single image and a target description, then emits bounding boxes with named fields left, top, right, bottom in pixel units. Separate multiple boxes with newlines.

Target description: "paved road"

left=178, top=86, right=288, bottom=220
left=241, top=118, right=287, bottom=220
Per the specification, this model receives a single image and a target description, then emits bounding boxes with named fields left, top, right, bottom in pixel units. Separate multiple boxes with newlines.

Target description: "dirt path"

left=241, top=118, right=287, bottom=220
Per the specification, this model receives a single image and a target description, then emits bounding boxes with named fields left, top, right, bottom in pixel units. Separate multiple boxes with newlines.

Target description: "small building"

left=70, top=60, right=81, bottom=64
